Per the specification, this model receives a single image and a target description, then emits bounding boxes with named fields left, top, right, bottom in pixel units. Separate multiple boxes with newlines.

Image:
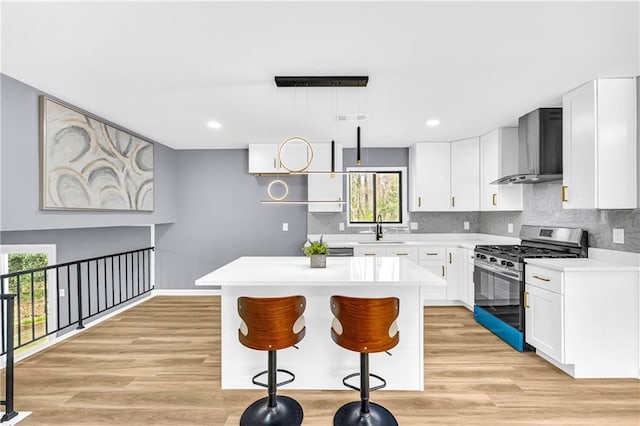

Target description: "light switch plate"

left=410, top=222, right=418, bottom=230
left=282, top=223, right=288, bottom=232
left=613, top=228, right=624, bottom=244
left=339, top=223, right=345, bottom=231
left=508, top=223, right=514, bottom=233
left=463, top=221, right=470, bottom=230
left=59, top=289, right=65, bottom=297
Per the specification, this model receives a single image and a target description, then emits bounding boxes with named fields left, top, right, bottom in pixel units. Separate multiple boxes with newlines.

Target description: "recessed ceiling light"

left=207, top=121, right=222, bottom=129
left=426, top=119, right=440, bottom=127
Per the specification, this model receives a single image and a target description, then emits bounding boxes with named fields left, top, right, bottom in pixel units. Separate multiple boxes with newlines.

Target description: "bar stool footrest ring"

left=341, top=372, right=387, bottom=392
left=252, top=368, right=296, bottom=388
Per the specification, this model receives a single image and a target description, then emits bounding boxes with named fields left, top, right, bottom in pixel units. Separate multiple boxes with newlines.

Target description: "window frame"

left=346, top=166, right=408, bottom=227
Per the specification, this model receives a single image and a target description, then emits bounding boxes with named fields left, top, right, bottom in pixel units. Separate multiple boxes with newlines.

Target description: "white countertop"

left=526, top=257, right=640, bottom=272
left=195, top=256, right=446, bottom=287
left=309, top=232, right=520, bottom=250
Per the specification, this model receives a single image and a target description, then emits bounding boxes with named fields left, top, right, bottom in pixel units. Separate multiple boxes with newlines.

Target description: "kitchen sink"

left=356, top=241, right=407, bottom=245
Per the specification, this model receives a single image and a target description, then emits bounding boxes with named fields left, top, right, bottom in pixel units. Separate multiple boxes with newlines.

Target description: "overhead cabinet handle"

left=524, top=291, right=529, bottom=308
left=418, top=196, right=422, bottom=207
left=449, top=253, right=452, bottom=264
left=562, top=185, right=568, bottom=202
left=441, top=266, right=445, bottom=276
left=492, top=193, right=497, bottom=206
left=452, top=196, right=455, bottom=208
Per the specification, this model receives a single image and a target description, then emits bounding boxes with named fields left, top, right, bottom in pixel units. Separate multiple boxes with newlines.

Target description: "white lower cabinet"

left=524, top=262, right=639, bottom=378
left=461, top=249, right=475, bottom=310
left=525, top=283, right=564, bottom=362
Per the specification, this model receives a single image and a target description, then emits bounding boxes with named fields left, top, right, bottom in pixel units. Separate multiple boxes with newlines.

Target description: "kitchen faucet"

left=376, top=214, right=383, bottom=240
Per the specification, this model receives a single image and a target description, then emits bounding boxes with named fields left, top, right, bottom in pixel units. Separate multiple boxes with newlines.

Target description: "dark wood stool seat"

left=238, top=295, right=306, bottom=426
left=330, top=295, right=400, bottom=426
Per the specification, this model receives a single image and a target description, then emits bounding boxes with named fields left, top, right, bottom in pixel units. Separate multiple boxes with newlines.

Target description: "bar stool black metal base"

left=333, top=401, right=398, bottom=426
left=240, top=395, right=304, bottom=426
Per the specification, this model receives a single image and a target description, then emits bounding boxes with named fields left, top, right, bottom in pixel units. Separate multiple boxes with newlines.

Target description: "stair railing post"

left=76, top=263, right=84, bottom=330
left=1, top=294, right=19, bottom=422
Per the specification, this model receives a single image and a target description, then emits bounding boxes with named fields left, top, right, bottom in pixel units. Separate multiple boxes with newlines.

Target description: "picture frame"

left=40, top=96, right=154, bottom=211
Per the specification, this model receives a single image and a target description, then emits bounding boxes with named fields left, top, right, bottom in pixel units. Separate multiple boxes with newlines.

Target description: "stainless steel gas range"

left=473, top=225, right=588, bottom=351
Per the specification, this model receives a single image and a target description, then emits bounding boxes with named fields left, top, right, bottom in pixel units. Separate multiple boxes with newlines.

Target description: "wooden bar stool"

left=330, top=295, right=400, bottom=426
left=238, top=295, right=306, bottom=426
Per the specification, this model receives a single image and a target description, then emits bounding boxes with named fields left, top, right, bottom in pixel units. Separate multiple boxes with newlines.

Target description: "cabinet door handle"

left=562, top=185, right=568, bottom=202
left=396, top=253, right=409, bottom=256
left=524, top=291, right=529, bottom=308
left=418, top=196, right=422, bottom=207
left=273, top=158, right=277, bottom=169
left=449, top=252, right=452, bottom=264
left=441, top=266, right=445, bottom=277
left=492, top=193, right=497, bottom=206
left=532, top=274, right=551, bottom=282
left=425, top=252, right=438, bottom=256
left=452, top=196, right=455, bottom=208
left=364, top=253, right=377, bottom=256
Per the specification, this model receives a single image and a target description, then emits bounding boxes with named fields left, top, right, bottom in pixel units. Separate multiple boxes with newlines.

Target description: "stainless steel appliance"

left=492, top=108, right=563, bottom=184
left=473, top=225, right=587, bottom=351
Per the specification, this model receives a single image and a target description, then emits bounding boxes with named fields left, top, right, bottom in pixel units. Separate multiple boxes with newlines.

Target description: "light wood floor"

left=8, top=296, right=640, bottom=425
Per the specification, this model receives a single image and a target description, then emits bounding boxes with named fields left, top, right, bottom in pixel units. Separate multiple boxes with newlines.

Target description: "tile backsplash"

left=308, top=182, right=640, bottom=253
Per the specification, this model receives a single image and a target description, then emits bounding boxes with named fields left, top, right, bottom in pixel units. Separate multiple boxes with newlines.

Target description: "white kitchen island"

left=195, top=256, right=445, bottom=390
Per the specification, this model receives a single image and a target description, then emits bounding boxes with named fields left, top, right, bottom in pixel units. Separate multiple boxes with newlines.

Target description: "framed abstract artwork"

left=40, top=96, right=154, bottom=211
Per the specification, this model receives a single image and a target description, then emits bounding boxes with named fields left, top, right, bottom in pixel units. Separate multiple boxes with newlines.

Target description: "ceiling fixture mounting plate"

left=274, top=76, right=368, bottom=87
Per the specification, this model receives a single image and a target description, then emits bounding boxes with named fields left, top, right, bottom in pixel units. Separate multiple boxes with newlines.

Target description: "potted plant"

left=302, top=236, right=329, bottom=268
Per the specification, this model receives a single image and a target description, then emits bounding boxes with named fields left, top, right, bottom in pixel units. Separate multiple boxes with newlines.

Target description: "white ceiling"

left=1, top=1, right=638, bottom=150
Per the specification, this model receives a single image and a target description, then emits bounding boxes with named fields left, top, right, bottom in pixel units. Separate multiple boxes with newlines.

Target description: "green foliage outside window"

left=7, top=253, right=49, bottom=327
left=349, top=172, right=401, bottom=223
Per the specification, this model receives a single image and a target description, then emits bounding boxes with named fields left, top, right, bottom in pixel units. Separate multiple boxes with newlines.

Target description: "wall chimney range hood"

left=492, top=108, right=563, bottom=184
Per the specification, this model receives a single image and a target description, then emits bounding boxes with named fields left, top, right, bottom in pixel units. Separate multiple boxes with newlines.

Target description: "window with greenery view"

left=349, top=171, right=402, bottom=224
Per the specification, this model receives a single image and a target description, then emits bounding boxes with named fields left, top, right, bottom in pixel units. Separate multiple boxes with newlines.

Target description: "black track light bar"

left=275, top=76, right=369, bottom=87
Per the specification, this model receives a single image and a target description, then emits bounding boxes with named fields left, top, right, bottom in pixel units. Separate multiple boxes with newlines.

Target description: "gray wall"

left=0, top=226, right=151, bottom=263
left=0, top=74, right=178, bottom=232
left=154, top=149, right=308, bottom=289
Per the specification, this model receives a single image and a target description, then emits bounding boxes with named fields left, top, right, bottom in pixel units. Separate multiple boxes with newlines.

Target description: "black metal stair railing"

left=0, top=247, right=154, bottom=354
left=0, top=247, right=154, bottom=420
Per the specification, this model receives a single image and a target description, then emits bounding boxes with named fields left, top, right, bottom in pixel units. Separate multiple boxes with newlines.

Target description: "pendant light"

left=356, top=126, right=361, bottom=165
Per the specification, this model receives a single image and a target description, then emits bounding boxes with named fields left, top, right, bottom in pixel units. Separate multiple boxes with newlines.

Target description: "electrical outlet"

left=282, top=223, right=288, bottom=232
left=410, top=222, right=418, bottom=230
left=339, top=222, right=345, bottom=231
left=507, top=223, right=514, bottom=233
left=463, top=221, right=470, bottom=230
left=59, top=289, right=65, bottom=297
left=612, top=228, right=624, bottom=244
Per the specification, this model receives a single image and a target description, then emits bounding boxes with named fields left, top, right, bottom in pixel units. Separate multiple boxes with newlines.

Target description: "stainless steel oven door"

left=474, top=261, right=523, bottom=331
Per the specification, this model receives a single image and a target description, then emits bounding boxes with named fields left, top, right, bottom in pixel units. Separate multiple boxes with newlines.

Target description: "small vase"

left=310, top=254, right=327, bottom=268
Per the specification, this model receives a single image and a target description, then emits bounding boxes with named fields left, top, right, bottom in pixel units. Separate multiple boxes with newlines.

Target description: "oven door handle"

left=475, top=262, right=521, bottom=281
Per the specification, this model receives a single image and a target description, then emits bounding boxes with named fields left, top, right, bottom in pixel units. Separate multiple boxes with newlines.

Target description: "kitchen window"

left=347, top=167, right=407, bottom=226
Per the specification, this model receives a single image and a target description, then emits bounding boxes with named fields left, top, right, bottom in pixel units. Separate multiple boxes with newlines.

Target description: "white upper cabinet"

left=248, top=141, right=311, bottom=174
left=562, top=78, right=637, bottom=209
left=451, top=137, right=480, bottom=211
left=409, top=143, right=451, bottom=211
left=248, top=144, right=279, bottom=174
left=479, top=128, right=523, bottom=211
left=308, top=143, right=344, bottom=212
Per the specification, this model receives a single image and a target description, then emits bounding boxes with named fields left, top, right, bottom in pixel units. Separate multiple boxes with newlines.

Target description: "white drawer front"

left=353, top=247, right=387, bottom=257
left=418, top=247, right=446, bottom=261
left=386, top=246, right=419, bottom=260
left=526, top=265, right=563, bottom=294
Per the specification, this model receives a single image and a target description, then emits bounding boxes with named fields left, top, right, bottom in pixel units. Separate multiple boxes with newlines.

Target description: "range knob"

left=489, top=257, right=497, bottom=262
left=477, top=254, right=487, bottom=260
left=506, top=262, right=514, bottom=268
left=500, top=260, right=507, bottom=266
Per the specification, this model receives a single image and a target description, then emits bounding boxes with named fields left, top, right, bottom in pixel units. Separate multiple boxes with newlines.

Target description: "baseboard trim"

left=152, top=289, right=221, bottom=296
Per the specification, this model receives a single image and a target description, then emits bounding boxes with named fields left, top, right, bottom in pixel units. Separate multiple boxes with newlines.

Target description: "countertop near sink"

left=307, top=233, right=520, bottom=250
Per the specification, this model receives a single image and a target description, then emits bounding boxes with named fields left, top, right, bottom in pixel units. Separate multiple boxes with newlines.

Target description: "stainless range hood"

left=492, top=108, right=563, bottom=184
